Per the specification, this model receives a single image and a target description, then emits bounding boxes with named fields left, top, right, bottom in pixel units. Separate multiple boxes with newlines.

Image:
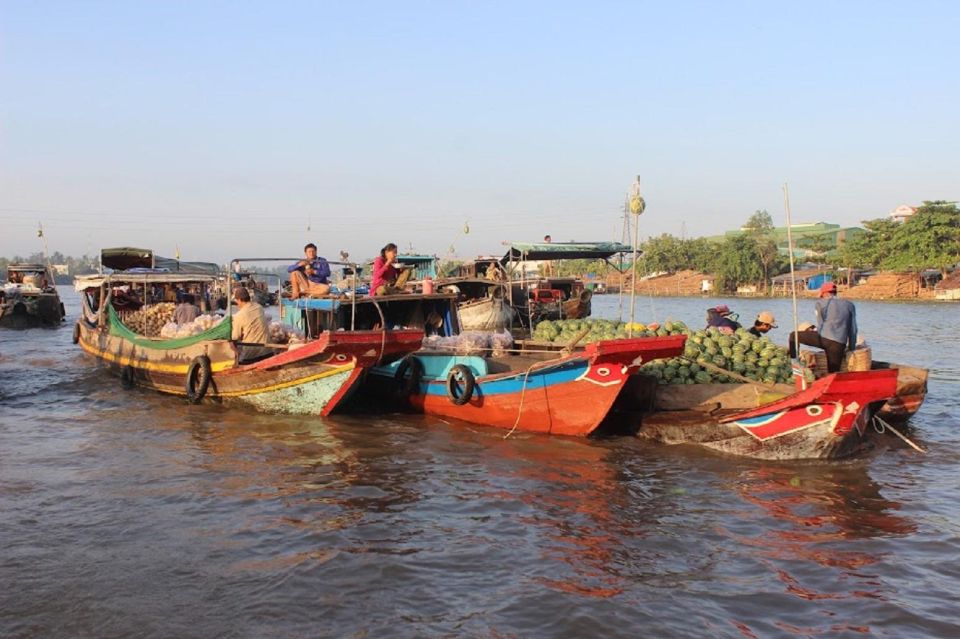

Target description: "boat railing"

left=228, top=258, right=361, bottom=331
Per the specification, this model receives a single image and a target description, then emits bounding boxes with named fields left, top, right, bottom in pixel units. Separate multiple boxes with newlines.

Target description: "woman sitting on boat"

left=372, top=243, right=412, bottom=296
left=705, top=305, right=741, bottom=334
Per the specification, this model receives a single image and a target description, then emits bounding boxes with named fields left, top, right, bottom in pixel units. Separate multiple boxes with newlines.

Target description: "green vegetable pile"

left=532, top=318, right=797, bottom=385
left=640, top=326, right=795, bottom=385
left=532, top=318, right=691, bottom=345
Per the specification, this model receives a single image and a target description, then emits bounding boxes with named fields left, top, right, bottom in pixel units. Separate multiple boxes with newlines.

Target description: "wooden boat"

left=497, top=241, right=631, bottom=330
left=634, top=369, right=902, bottom=459
left=0, top=263, right=65, bottom=328
left=437, top=278, right=515, bottom=331
left=871, top=360, right=928, bottom=423
left=370, top=334, right=687, bottom=437
left=74, top=250, right=422, bottom=415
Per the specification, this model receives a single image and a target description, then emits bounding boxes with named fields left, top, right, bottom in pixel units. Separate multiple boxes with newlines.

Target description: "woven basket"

left=812, top=345, right=872, bottom=377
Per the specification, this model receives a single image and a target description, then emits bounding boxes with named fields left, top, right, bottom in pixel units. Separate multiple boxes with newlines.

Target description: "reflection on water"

left=1, top=290, right=959, bottom=637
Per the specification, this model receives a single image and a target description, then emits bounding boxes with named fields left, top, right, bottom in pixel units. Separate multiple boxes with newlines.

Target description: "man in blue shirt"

left=287, top=243, right=331, bottom=299
left=787, top=281, right=858, bottom=373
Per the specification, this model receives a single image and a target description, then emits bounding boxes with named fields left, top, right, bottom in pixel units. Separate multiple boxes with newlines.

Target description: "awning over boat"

left=500, top=241, right=633, bottom=263
left=100, top=247, right=221, bottom=275
left=6, top=263, right=49, bottom=272
left=74, top=272, right=220, bottom=291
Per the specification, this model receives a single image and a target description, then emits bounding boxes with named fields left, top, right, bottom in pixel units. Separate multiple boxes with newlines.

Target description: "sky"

left=1, top=1, right=958, bottom=265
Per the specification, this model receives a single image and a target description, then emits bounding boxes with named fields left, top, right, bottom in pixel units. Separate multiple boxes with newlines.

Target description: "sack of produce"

left=490, top=330, right=514, bottom=357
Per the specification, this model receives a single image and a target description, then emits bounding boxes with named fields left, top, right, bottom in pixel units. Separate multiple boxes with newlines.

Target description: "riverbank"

left=601, top=270, right=955, bottom=302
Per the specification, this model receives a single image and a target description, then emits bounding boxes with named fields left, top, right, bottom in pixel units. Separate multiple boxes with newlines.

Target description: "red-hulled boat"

left=638, top=369, right=901, bottom=460
left=372, top=335, right=687, bottom=437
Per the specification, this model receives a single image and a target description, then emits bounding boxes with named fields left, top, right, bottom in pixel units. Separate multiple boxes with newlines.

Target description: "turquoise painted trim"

left=234, top=368, right=355, bottom=414
left=374, top=356, right=590, bottom=398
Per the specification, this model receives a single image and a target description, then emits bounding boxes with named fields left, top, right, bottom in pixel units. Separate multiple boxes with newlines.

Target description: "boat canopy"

left=7, top=263, right=49, bottom=273
left=100, top=247, right=221, bottom=275
left=74, top=272, right=220, bottom=291
left=500, top=241, right=633, bottom=263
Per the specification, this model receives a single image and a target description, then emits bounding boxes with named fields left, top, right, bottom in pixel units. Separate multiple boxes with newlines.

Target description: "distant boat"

left=0, top=263, right=65, bottom=328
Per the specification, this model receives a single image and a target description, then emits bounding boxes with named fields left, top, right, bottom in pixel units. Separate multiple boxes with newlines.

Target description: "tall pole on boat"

left=782, top=183, right=805, bottom=389
left=618, top=195, right=630, bottom=322
left=627, top=176, right=645, bottom=337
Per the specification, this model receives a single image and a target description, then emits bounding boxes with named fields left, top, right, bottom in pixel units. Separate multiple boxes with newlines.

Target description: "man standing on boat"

left=287, top=243, right=331, bottom=299
left=787, top=281, right=857, bottom=373
left=232, top=286, right=272, bottom=363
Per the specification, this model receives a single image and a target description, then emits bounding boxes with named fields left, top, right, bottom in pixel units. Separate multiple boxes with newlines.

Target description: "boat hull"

left=0, top=292, right=65, bottom=328
left=458, top=297, right=515, bottom=331
left=76, top=320, right=414, bottom=415
left=872, top=361, right=928, bottom=423
left=637, top=369, right=900, bottom=460
left=371, top=336, right=687, bottom=437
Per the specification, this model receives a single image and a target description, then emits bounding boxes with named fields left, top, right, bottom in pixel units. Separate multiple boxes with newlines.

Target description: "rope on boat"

left=497, top=332, right=593, bottom=439
left=502, top=361, right=541, bottom=440
left=873, top=415, right=926, bottom=453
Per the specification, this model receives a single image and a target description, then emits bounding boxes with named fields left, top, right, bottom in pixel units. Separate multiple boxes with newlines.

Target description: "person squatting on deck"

left=372, top=243, right=412, bottom=296
left=705, top=305, right=741, bottom=334
left=749, top=311, right=777, bottom=337
left=231, top=286, right=272, bottom=363
left=287, top=243, right=331, bottom=299
left=173, top=293, right=200, bottom=325
left=787, top=281, right=858, bottom=373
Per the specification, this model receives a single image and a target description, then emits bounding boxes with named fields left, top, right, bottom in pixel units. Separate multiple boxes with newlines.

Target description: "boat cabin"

left=5, top=263, right=54, bottom=290
left=281, top=292, right=461, bottom=339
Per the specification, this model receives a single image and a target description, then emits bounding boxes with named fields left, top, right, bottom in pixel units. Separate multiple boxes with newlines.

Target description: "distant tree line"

left=837, top=200, right=960, bottom=277
left=0, top=252, right=100, bottom=283
left=555, top=201, right=960, bottom=292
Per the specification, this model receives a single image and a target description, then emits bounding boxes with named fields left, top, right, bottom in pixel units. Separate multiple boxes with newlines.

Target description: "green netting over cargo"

left=108, top=305, right=232, bottom=349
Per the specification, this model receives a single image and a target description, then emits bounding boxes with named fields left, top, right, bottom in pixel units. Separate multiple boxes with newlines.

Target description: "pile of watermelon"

left=532, top=318, right=691, bottom=345
left=639, top=326, right=794, bottom=385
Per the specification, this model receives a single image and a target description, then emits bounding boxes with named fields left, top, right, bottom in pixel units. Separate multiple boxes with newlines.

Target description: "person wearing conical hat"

left=749, top=311, right=778, bottom=337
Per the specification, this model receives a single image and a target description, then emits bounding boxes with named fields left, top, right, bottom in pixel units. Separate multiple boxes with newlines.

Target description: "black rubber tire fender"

left=120, top=365, right=136, bottom=390
left=72, top=321, right=81, bottom=345
left=446, top=364, right=476, bottom=406
left=185, top=355, right=212, bottom=404
left=394, top=355, right=424, bottom=400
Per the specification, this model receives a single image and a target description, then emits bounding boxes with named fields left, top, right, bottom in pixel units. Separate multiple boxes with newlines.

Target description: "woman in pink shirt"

left=372, top=243, right=411, bottom=295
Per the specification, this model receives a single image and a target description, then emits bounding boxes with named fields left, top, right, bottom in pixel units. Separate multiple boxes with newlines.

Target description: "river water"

left=1, top=288, right=958, bottom=638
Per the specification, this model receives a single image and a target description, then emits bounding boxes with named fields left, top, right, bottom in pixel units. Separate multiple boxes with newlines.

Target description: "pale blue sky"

left=2, top=1, right=957, bottom=264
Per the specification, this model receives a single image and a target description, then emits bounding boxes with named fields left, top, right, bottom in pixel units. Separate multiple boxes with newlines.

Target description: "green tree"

left=882, top=201, right=960, bottom=275
left=711, top=235, right=764, bottom=292
left=743, top=209, right=778, bottom=292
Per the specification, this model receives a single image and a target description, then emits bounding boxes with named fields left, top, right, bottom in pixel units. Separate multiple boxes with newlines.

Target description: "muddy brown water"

left=1, top=289, right=958, bottom=638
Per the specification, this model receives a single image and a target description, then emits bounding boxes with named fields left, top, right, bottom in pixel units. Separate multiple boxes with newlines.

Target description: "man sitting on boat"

left=232, top=286, right=272, bottom=363
left=749, top=311, right=777, bottom=337
left=705, top=305, right=741, bottom=334
left=787, top=282, right=858, bottom=373
left=174, top=293, right=201, bottom=325
left=372, top=243, right=412, bottom=296
left=287, top=243, right=331, bottom=299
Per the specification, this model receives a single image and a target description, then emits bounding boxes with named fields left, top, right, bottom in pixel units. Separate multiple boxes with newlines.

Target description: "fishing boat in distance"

left=73, top=249, right=423, bottom=415
left=498, top=241, right=632, bottom=330
left=0, top=263, right=65, bottom=328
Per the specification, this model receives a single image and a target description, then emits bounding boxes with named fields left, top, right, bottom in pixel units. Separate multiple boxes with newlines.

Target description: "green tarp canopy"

left=101, top=247, right=221, bottom=275
left=501, top=241, right=634, bottom=263
left=107, top=305, right=232, bottom=350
